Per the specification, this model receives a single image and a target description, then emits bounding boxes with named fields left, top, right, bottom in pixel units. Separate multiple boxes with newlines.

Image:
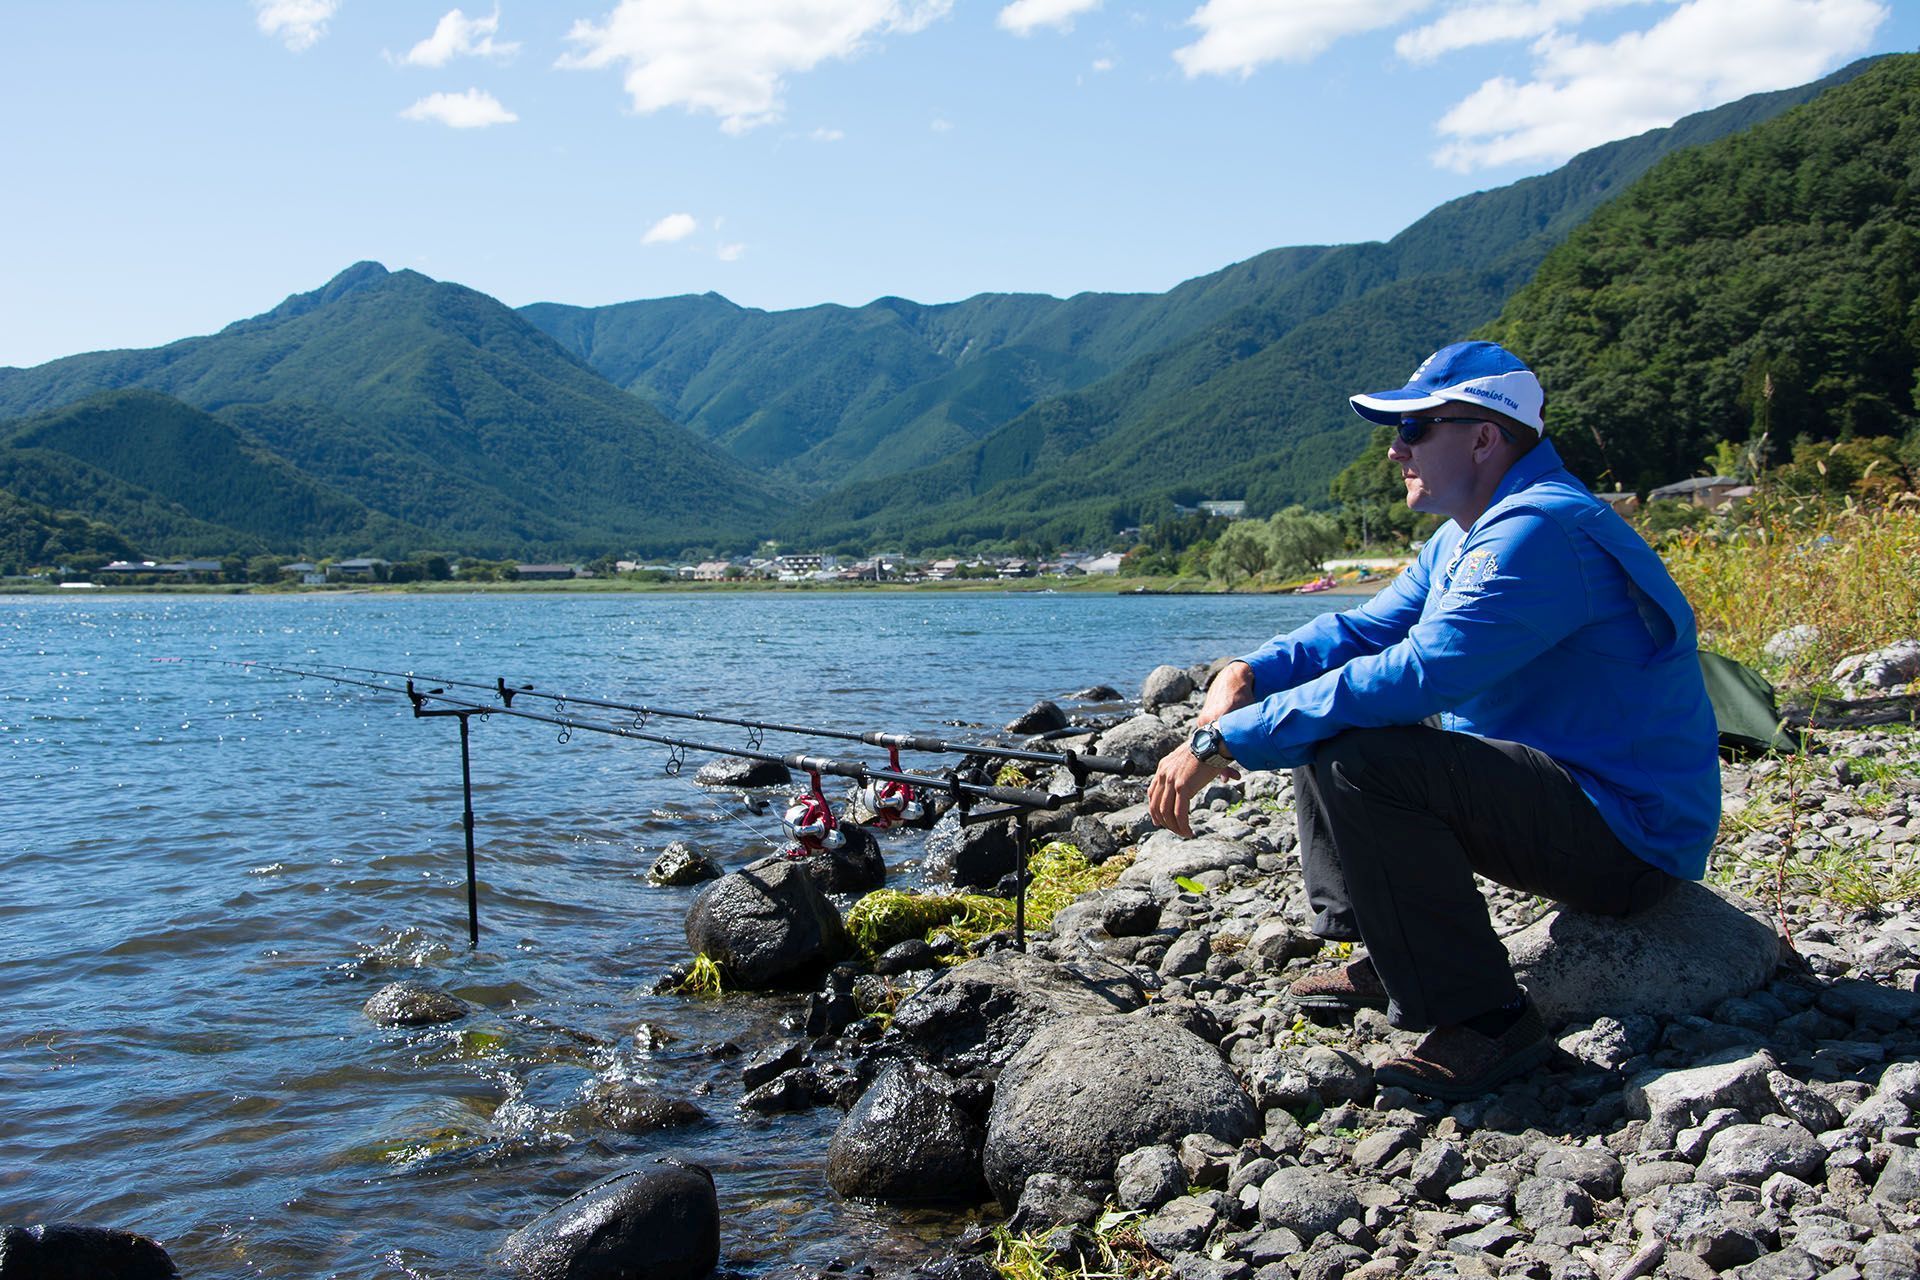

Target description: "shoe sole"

left=1292, top=992, right=1390, bottom=1013
left=1374, top=1037, right=1554, bottom=1102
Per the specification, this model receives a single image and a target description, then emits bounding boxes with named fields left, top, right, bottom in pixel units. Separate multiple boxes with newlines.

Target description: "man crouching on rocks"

left=1148, top=340, right=1721, bottom=1101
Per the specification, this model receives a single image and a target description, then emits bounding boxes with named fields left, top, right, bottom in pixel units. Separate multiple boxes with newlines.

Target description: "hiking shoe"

left=1288, top=956, right=1390, bottom=1012
left=1373, top=1001, right=1552, bottom=1101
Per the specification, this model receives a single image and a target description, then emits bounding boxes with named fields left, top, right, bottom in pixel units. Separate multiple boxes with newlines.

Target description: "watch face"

left=1191, top=727, right=1219, bottom=760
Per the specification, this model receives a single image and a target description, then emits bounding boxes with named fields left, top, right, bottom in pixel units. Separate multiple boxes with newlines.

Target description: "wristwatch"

left=1188, top=725, right=1234, bottom=768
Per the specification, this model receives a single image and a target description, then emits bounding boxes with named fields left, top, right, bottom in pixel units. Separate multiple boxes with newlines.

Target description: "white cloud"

left=1174, top=0, right=1433, bottom=76
left=400, top=88, right=519, bottom=128
left=400, top=8, right=520, bottom=67
left=1091, top=56, right=1115, bottom=71
left=717, top=243, right=747, bottom=261
left=930, top=116, right=953, bottom=131
left=1396, top=0, right=1654, bottom=62
left=811, top=126, right=846, bottom=141
left=558, top=0, right=954, bottom=134
left=1433, top=0, right=1889, bottom=170
left=643, top=213, right=700, bottom=244
left=998, top=0, right=1102, bottom=36
left=255, top=0, right=339, bottom=51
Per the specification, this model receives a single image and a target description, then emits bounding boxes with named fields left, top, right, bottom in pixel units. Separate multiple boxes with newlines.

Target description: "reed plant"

left=1659, top=494, right=1920, bottom=687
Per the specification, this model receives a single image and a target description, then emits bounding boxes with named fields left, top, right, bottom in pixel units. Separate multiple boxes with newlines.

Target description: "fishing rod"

left=293, top=661, right=1139, bottom=783
left=179, top=659, right=1087, bottom=950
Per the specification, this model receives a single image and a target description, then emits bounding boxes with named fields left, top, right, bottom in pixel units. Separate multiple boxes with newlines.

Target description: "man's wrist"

left=1188, top=725, right=1234, bottom=768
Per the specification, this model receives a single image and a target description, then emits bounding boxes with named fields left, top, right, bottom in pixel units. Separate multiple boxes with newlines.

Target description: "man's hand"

left=1196, top=660, right=1255, bottom=727
left=1149, top=746, right=1238, bottom=839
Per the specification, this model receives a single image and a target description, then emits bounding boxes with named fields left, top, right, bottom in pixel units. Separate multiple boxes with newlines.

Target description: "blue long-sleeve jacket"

left=1215, top=440, right=1721, bottom=879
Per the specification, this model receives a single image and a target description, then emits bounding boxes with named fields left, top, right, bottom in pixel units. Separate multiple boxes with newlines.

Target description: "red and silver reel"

left=782, top=770, right=845, bottom=853
left=861, top=746, right=923, bottom=828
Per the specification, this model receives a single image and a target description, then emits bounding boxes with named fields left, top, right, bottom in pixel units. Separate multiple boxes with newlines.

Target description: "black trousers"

left=1293, top=725, right=1676, bottom=1030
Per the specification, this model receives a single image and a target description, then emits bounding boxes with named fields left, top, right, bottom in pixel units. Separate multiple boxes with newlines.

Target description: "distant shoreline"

left=1, top=575, right=1393, bottom=599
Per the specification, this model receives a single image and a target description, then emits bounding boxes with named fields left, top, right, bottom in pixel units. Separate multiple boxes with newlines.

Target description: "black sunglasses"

left=1396, top=415, right=1514, bottom=446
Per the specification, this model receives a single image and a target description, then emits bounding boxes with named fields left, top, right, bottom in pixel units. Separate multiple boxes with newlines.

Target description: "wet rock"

left=0, top=1222, right=178, bottom=1279
left=1071, top=684, right=1123, bottom=702
left=683, top=859, right=853, bottom=988
left=827, top=1061, right=988, bottom=1204
left=500, top=1159, right=719, bottom=1280
left=891, top=950, right=1146, bottom=1074
left=1007, top=701, right=1069, bottom=734
left=874, top=939, right=939, bottom=975
left=752, top=824, right=886, bottom=896
left=1116, top=1145, right=1187, bottom=1212
left=921, top=814, right=1021, bottom=891
left=983, top=1013, right=1258, bottom=1207
left=740, top=1067, right=823, bottom=1113
left=1094, top=713, right=1185, bottom=774
left=1142, top=665, right=1195, bottom=710
left=1256, top=1167, right=1362, bottom=1244
left=364, top=980, right=469, bottom=1027
left=648, top=842, right=721, bottom=886
left=588, top=1080, right=706, bottom=1134
left=694, top=757, right=792, bottom=789
left=1505, top=882, right=1780, bottom=1023
left=741, top=1039, right=808, bottom=1089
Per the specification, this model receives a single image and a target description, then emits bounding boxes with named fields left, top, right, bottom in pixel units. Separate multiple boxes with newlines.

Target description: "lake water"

left=0, top=591, right=1341, bottom=1278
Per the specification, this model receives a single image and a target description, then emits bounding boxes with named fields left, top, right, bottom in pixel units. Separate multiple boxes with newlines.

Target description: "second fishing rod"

left=300, top=661, right=1139, bottom=783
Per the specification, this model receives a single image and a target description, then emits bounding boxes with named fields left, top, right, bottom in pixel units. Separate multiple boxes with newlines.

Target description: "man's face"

left=1385, top=409, right=1492, bottom=517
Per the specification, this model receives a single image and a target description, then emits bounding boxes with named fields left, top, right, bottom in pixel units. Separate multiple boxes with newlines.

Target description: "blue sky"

left=1, top=0, right=1912, bottom=369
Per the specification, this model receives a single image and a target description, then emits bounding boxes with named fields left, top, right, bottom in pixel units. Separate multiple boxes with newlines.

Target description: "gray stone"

left=1620, top=1161, right=1695, bottom=1196
left=693, top=756, right=791, bottom=788
left=587, top=1081, right=705, bottom=1134
left=1247, top=919, right=1322, bottom=969
left=647, top=842, right=721, bottom=886
left=1116, top=1145, right=1186, bottom=1212
left=1141, top=1196, right=1218, bottom=1256
left=1880, top=1062, right=1920, bottom=1107
left=1857, top=1234, right=1920, bottom=1280
left=1142, top=664, right=1196, bottom=710
left=920, top=813, right=1022, bottom=890
left=1514, top=1177, right=1593, bottom=1229
left=1449, top=1221, right=1525, bottom=1256
left=499, top=1159, right=718, bottom=1280
left=1178, top=1133, right=1236, bottom=1187
left=1299, top=1044, right=1373, bottom=1106
left=1096, top=712, right=1186, bottom=773
left=1352, top=1126, right=1420, bottom=1171
left=1817, top=979, right=1920, bottom=1028
left=1048, top=888, right=1160, bottom=946
left=1533, top=1148, right=1622, bottom=1201
left=1505, top=881, right=1780, bottom=1024
left=1296, top=1243, right=1370, bottom=1280
left=1410, top=1141, right=1468, bottom=1202
left=1768, top=1070, right=1846, bottom=1133
left=1117, top=830, right=1257, bottom=895
left=1831, top=639, right=1920, bottom=693
left=1161, top=931, right=1212, bottom=978
left=683, top=859, right=852, bottom=987
left=984, top=1013, right=1257, bottom=1208
left=826, top=1061, right=987, bottom=1203
left=1006, top=1173, right=1106, bottom=1235
left=364, top=980, right=468, bottom=1027
left=1737, top=1246, right=1821, bottom=1280
left=1446, top=1175, right=1512, bottom=1211
left=1256, top=1167, right=1361, bottom=1243
left=1697, top=1123, right=1824, bottom=1187
left=1624, top=1048, right=1780, bottom=1133
left=1872, top=1145, right=1920, bottom=1208
left=891, top=949, right=1145, bottom=1073
left=1763, top=625, right=1822, bottom=665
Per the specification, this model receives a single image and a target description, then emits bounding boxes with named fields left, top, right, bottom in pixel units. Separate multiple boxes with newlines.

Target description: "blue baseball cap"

left=1350, top=340, right=1545, bottom=435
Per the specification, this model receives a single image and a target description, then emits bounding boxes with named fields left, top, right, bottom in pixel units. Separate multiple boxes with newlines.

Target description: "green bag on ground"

left=1699, top=650, right=1801, bottom=757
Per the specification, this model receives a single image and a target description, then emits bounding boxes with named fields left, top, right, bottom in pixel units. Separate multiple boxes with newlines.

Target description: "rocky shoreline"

left=783, top=655, right=1920, bottom=1280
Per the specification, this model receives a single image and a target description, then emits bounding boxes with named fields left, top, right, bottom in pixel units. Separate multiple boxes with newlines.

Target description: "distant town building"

left=331, top=557, right=388, bottom=580
left=1198, top=500, right=1248, bottom=519
left=1080, top=553, right=1126, bottom=575
left=1648, top=476, right=1743, bottom=509
left=692, top=560, right=732, bottom=582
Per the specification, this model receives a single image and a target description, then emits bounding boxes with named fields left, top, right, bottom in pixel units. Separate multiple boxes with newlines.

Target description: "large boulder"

left=1117, top=830, right=1257, bottom=895
left=1094, top=713, right=1185, bottom=775
left=1141, top=665, right=1196, bottom=710
left=1505, top=881, right=1780, bottom=1023
left=0, top=1223, right=177, bottom=1279
left=826, top=1061, right=988, bottom=1203
left=983, top=1013, right=1258, bottom=1208
left=500, top=1160, right=719, bottom=1280
left=891, top=950, right=1147, bottom=1074
left=684, top=860, right=853, bottom=987
left=749, top=824, right=885, bottom=896
left=1007, top=700, right=1069, bottom=734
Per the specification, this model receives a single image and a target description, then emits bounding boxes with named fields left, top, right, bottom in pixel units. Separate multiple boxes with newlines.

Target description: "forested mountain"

left=1482, top=54, right=1920, bottom=493
left=0, top=264, right=784, bottom=556
left=520, top=244, right=1334, bottom=486
left=0, top=487, right=136, bottom=574
left=774, top=57, right=1886, bottom=550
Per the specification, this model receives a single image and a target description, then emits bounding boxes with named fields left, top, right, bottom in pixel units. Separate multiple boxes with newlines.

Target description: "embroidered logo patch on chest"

left=1445, top=548, right=1500, bottom=599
